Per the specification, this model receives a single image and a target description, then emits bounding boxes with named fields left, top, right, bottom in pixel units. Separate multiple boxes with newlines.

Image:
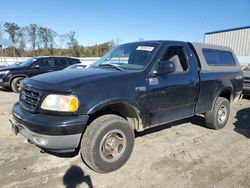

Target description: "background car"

left=64, top=63, right=87, bottom=70
left=0, top=56, right=81, bottom=92
left=243, top=64, right=250, bottom=95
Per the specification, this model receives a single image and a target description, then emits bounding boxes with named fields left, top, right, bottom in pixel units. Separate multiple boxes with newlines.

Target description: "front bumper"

left=11, top=102, right=89, bottom=152
left=0, top=78, right=9, bottom=87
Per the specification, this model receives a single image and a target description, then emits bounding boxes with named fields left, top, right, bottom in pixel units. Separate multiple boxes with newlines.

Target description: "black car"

left=243, top=64, right=250, bottom=95
left=0, top=56, right=81, bottom=92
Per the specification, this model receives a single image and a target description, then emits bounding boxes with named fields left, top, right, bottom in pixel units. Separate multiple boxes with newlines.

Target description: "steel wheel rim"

left=217, top=104, right=227, bottom=124
left=100, top=129, right=126, bottom=162
left=17, top=80, right=23, bottom=91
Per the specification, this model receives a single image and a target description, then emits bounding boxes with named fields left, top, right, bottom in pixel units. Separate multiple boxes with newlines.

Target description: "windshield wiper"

left=98, top=64, right=123, bottom=71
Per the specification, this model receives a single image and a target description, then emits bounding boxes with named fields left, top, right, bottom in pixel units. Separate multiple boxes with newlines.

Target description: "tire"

left=80, top=114, right=135, bottom=173
left=205, top=97, right=230, bottom=130
left=11, top=77, right=24, bottom=93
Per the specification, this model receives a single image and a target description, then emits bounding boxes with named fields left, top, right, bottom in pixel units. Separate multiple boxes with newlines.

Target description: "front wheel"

left=205, top=97, right=230, bottom=129
left=80, top=114, right=135, bottom=173
left=11, top=77, right=24, bottom=93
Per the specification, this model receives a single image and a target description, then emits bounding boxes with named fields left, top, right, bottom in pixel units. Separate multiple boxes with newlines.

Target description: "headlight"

left=0, top=70, right=9, bottom=75
left=41, top=94, right=79, bottom=112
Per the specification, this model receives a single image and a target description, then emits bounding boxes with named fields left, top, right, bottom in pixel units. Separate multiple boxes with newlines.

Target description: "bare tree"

left=4, top=22, right=20, bottom=57
left=66, top=31, right=79, bottom=56
left=39, top=26, right=49, bottom=50
left=56, top=34, right=68, bottom=55
left=16, top=27, right=26, bottom=56
left=57, top=34, right=68, bottom=48
left=0, top=24, right=3, bottom=60
left=3, top=22, right=20, bottom=44
left=0, top=21, right=122, bottom=57
left=48, top=29, right=57, bottom=55
left=0, top=24, right=3, bottom=40
left=109, top=38, right=122, bottom=48
left=26, top=24, right=38, bottom=56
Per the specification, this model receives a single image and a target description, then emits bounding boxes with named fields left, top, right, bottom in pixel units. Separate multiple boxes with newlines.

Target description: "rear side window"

left=72, top=58, right=81, bottom=64
left=203, top=49, right=236, bottom=66
left=54, top=58, right=68, bottom=67
left=68, top=58, right=81, bottom=65
left=67, top=59, right=75, bottom=65
left=219, top=51, right=236, bottom=65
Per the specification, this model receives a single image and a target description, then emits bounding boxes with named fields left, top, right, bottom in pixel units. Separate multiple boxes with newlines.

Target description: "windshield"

left=15, top=58, right=38, bottom=67
left=93, top=43, right=159, bottom=71
left=243, top=64, right=250, bottom=71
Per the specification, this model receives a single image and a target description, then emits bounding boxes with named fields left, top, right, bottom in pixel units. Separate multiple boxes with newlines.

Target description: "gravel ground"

left=0, top=87, right=250, bottom=188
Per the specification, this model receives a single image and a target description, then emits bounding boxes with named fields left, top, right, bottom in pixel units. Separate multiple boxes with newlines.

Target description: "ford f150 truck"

left=10, top=41, right=243, bottom=173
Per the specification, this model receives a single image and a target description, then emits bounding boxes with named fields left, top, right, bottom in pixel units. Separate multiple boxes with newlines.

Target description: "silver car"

left=243, top=64, right=250, bottom=95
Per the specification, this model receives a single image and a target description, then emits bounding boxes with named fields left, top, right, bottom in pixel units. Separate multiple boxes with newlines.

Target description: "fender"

left=211, top=86, right=233, bottom=111
left=88, top=97, right=141, bottom=115
left=88, top=97, right=145, bottom=129
left=6, top=74, right=29, bottom=87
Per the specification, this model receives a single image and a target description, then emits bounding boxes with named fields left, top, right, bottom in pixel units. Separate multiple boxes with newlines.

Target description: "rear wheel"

left=11, top=77, right=24, bottom=93
left=205, top=97, right=230, bottom=129
left=80, top=114, right=134, bottom=173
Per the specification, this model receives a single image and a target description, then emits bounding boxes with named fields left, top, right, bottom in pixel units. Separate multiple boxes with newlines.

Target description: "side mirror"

left=34, top=64, right=40, bottom=69
left=150, top=60, right=176, bottom=76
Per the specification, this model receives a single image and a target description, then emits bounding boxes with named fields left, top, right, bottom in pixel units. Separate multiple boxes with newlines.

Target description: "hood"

left=243, top=71, right=250, bottom=78
left=0, top=63, right=25, bottom=71
left=25, top=68, right=128, bottom=92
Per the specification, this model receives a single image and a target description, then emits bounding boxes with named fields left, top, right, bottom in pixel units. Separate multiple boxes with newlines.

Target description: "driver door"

left=30, top=58, right=52, bottom=77
left=138, top=44, right=199, bottom=127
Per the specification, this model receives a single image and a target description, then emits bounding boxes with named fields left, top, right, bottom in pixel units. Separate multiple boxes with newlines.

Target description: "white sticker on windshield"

left=136, top=46, right=154, bottom=51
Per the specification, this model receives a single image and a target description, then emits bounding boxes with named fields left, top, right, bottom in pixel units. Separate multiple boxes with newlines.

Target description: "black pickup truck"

left=11, top=41, right=243, bottom=173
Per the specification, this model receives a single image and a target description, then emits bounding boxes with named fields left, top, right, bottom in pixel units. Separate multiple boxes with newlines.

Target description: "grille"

left=20, top=85, right=40, bottom=112
left=244, top=77, right=250, bottom=87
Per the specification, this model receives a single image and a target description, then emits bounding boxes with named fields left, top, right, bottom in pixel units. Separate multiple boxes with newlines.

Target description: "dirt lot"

left=0, top=88, right=250, bottom=188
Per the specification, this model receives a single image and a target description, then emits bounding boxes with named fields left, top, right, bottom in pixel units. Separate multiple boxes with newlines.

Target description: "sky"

left=0, top=0, right=249, bottom=46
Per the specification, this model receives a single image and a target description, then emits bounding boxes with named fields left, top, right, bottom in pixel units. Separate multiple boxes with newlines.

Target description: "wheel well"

left=219, top=90, right=231, bottom=102
left=88, top=103, right=143, bottom=131
left=10, top=76, right=26, bottom=84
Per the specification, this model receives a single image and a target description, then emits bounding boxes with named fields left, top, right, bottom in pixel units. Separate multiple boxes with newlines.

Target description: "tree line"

left=0, top=22, right=119, bottom=57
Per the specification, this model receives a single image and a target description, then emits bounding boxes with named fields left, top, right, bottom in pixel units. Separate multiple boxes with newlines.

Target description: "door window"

left=34, top=59, right=51, bottom=68
left=161, top=46, right=188, bottom=72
